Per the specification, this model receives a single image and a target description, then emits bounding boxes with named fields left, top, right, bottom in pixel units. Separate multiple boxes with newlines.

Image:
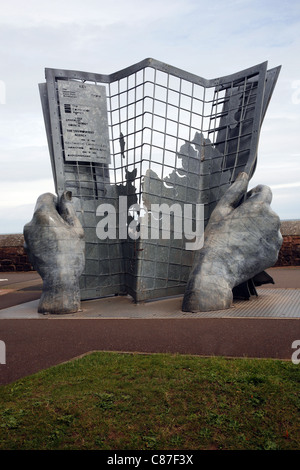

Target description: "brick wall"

left=275, top=221, right=300, bottom=267
left=0, top=221, right=299, bottom=271
left=0, top=234, right=33, bottom=272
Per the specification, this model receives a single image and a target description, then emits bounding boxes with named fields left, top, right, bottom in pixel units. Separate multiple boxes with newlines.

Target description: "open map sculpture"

left=24, top=59, right=282, bottom=313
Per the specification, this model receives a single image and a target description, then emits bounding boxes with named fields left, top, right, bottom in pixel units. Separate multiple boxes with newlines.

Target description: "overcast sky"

left=0, top=0, right=299, bottom=234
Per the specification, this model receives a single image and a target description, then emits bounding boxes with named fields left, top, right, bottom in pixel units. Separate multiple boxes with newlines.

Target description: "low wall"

left=275, top=221, right=300, bottom=267
left=0, top=221, right=299, bottom=272
left=0, top=234, right=33, bottom=272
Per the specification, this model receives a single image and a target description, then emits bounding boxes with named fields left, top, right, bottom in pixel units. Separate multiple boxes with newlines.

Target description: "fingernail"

left=63, top=191, right=72, bottom=201
left=236, top=172, right=248, bottom=181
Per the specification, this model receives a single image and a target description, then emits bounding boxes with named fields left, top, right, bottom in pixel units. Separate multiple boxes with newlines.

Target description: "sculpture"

left=28, top=59, right=282, bottom=313
left=39, top=60, right=281, bottom=302
left=24, top=191, right=85, bottom=314
left=182, top=172, right=283, bottom=312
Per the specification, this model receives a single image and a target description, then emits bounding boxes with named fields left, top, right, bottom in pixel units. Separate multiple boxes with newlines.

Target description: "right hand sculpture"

left=182, top=172, right=282, bottom=312
left=24, top=191, right=85, bottom=314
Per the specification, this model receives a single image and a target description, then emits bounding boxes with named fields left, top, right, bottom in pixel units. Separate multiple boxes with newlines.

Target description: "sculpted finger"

left=58, top=191, right=76, bottom=225
left=23, top=193, right=61, bottom=260
left=28, top=193, right=61, bottom=227
left=209, top=172, right=249, bottom=224
left=58, top=191, right=84, bottom=236
left=244, top=184, right=273, bottom=207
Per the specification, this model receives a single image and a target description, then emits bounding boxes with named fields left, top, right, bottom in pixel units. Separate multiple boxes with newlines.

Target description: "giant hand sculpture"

left=24, top=191, right=85, bottom=314
left=182, top=172, right=282, bottom=312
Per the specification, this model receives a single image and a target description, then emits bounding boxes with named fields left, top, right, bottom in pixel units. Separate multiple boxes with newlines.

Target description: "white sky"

left=0, top=0, right=299, bottom=233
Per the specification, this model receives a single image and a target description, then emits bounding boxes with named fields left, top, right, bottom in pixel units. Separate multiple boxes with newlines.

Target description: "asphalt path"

left=1, top=317, right=299, bottom=385
left=0, top=268, right=299, bottom=385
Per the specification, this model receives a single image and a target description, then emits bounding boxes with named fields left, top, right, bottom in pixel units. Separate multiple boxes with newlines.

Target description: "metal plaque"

left=57, top=80, right=110, bottom=164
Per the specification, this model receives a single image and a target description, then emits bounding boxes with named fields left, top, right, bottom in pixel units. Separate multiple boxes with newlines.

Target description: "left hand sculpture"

left=24, top=191, right=85, bottom=314
left=182, top=172, right=282, bottom=312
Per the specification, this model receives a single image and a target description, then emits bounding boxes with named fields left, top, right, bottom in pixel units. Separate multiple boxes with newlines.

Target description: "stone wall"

left=0, top=221, right=299, bottom=272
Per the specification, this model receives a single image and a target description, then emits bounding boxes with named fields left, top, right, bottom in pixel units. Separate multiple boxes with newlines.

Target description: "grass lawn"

left=0, top=351, right=299, bottom=450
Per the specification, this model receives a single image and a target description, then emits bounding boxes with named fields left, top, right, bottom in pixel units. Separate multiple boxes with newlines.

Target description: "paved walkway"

left=0, top=267, right=299, bottom=385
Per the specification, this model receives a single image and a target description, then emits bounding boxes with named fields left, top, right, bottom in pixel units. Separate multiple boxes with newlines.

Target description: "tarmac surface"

left=0, top=267, right=299, bottom=385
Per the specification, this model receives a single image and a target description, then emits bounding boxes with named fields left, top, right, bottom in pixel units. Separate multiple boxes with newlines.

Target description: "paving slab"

left=0, top=267, right=299, bottom=318
left=0, top=288, right=300, bottom=319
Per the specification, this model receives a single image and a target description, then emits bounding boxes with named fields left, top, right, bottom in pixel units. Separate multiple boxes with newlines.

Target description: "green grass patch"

left=0, top=352, right=299, bottom=450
